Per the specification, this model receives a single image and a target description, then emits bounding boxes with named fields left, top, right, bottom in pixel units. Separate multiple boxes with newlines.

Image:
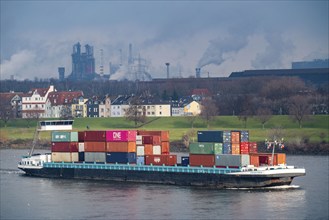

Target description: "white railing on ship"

left=43, top=162, right=241, bottom=174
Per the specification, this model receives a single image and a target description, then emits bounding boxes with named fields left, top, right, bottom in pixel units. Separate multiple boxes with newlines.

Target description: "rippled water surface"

left=1, top=149, right=328, bottom=219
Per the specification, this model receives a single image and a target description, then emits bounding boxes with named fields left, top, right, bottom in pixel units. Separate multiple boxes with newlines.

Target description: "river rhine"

left=1, top=149, right=328, bottom=220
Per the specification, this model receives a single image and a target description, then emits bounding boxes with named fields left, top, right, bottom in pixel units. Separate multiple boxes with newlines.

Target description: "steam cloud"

left=198, top=34, right=249, bottom=68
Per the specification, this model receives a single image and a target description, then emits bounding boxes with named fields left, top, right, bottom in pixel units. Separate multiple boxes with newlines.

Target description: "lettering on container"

left=55, top=134, right=67, bottom=139
left=113, top=132, right=121, bottom=140
left=154, top=157, right=161, bottom=163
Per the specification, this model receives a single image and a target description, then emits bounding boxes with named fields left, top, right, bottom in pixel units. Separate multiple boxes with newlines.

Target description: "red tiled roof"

left=48, top=91, right=83, bottom=105
left=191, top=88, right=211, bottom=96
left=0, top=92, right=23, bottom=104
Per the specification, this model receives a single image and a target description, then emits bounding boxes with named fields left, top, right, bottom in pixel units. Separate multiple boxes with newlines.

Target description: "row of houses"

left=0, top=86, right=205, bottom=120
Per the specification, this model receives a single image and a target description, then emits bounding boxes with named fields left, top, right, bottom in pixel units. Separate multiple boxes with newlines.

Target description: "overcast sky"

left=1, top=1, right=328, bottom=80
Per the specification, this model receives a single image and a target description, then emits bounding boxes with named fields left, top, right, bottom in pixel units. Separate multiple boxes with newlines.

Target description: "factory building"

left=68, top=42, right=96, bottom=81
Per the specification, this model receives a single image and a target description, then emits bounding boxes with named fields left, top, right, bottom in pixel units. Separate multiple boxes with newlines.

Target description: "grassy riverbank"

left=1, top=115, right=328, bottom=154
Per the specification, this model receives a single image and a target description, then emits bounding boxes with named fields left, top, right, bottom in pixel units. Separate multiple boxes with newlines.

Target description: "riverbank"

left=1, top=139, right=328, bottom=155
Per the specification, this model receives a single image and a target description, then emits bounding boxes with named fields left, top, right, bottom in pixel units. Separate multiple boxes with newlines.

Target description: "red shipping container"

left=145, top=154, right=177, bottom=166
left=161, top=141, right=170, bottom=154
left=248, top=142, right=258, bottom=153
left=137, top=130, right=169, bottom=142
left=142, top=135, right=161, bottom=145
left=51, top=142, right=70, bottom=152
left=240, top=142, right=249, bottom=154
left=51, top=142, right=78, bottom=152
left=106, top=130, right=137, bottom=142
left=106, top=142, right=136, bottom=153
left=189, top=154, right=215, bottom=167
left=144, top=144, right=153, bottom=155
left=84, top=141, right=106, bottom=152
left=84, top=131, right=106, bottom=142
left=78, top=131, right=85, bottom=142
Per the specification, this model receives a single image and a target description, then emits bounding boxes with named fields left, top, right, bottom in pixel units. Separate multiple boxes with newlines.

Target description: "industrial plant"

left=59, top=42, right=152, bottom=82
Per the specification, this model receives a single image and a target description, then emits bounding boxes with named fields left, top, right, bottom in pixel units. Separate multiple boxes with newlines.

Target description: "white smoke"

left=0, top=50, right=36, bottom=80
left=198, top=34, right=249, bottom=68
left=251, top=32, right=295, bottom=69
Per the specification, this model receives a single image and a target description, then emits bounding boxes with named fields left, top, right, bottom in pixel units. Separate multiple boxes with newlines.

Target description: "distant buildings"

left=292, top=59, right=329, bottom=69
left=1, top=86, right=202, bottom=120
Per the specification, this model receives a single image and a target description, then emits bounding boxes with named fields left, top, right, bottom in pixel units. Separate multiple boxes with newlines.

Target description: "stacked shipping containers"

left=137, top=130, right=176, bottom=166
left=188, top=131, right=224, bottom=167
left=51, top=130, right=175, bottom=165
left=105, top=130, right=137, bottom=164
left=51, top=131, right=79, bottom=162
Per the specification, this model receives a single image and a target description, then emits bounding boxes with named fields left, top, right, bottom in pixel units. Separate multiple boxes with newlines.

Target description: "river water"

left=1, top=149, right=328, bottom=220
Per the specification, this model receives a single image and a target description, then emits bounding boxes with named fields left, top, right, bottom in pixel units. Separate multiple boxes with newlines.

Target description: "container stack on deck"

left=51, top=131, right=79, bottom=162
left=51, top=130, right=176, bottom=166
left=188, top=130, right=286, bottom=168
left=50, top=129, right=286, bottom=168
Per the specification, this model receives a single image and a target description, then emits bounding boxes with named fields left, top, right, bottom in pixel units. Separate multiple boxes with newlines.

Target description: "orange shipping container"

left=84, top=141, right=106, bottom=152
left=249, top=155, right=260, bottom=167
left=161, top=141, right=170, bottom=154
left=144, top=144, right=153, bottom=155
left=231, top=131, right=240, bottom=143
left=276, top=153, right=286, bottom=164
left=231, top=143, right=240, bottom=154
left=106, top=142, right=136, bottom=153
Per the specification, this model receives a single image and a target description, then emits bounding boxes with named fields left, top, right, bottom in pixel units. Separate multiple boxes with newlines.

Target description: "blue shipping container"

left=137, top=156, right=145, bottom=165
left=78, top=152, right=85, bottom=161
left=223, top=143, right=232, bottom=154
left=197, top=131, right=223, bottom=143
left=223, top=130, right=232, bottom=142
left=181, top=156, right=189, bottom=166
left=240, top=130, right=249, bottom=142
left=106, top=152, right=136, bottom=164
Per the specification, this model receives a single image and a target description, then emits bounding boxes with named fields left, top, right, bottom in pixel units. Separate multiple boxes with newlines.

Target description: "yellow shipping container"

left=51, top=152, right=71, bottom=162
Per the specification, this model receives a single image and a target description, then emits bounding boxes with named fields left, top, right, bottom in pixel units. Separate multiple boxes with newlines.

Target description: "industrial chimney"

left=165, top=63, right=170, bottom=79
left=195, top=68, right=201, bottom=78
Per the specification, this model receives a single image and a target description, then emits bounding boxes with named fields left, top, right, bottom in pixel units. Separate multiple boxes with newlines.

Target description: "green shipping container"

left=189, top=142, right=223, bottom=154
left=51, top=131, right=78, bottom=142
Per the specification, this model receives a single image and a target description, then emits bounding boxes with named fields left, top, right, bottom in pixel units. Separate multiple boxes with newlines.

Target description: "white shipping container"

left=137, top=146, right=145, bottom=156
left=78, top=143, right=85, bottom=152
left=136, top=135, right=143, bottom=145
left=153, top=145, right=161, bottom=155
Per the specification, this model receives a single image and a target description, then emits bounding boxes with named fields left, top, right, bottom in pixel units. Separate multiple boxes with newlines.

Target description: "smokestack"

left=165, top=63, right=170, bottom=79
left=128, top=43, right=133, bottom=64
left=195, top=68, right=201, bottom=78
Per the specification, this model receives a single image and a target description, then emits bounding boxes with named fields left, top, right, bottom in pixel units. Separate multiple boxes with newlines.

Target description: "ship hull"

left=19, top=166, right=295, bottom=189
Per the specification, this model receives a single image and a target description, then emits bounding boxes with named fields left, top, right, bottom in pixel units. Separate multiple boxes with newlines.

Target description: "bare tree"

left=0, top=106, right=12, bottom=127
left=289, top=95, right=312, bottom=128
left=256, top=107, right=273, bottom=129
left=60, top=105, right=73, bottom=119
left=200, top=99, right=218, bottom=129
left=124, top=96, right=146, bottom=127
left=238, top=95, right=254, bottom=128
left=186, top=115, right=198, bottom=128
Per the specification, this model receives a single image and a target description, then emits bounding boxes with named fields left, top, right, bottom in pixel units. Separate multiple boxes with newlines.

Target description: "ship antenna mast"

left=265, top=137, right=284, bottom=166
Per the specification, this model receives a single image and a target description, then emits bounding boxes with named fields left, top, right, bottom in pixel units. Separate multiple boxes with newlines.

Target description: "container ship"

left=18, top=121, right=305, bottom=189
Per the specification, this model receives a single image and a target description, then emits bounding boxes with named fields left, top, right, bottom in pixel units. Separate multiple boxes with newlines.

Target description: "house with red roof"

left=48, top=91, right=84, bottom=118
